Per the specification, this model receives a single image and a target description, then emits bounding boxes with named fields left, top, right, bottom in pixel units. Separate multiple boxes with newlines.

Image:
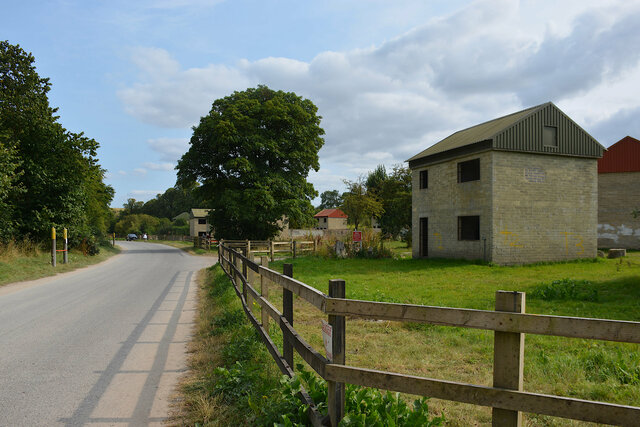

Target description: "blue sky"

left=3, top=0, right=640, bottom=208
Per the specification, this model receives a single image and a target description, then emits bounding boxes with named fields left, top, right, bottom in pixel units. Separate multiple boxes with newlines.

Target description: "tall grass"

left=0, top=239, right=42, bottom=261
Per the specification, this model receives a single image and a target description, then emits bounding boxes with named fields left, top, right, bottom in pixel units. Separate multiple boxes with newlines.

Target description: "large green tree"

left=177, top=86, right=324, bottom=239
left=317, top=189, right=343, bottom=211
left=0, top=41, right=113, bottom=241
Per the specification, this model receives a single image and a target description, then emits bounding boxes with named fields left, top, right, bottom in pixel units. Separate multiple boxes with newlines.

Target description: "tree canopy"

left=0, top=40, right=113, bottom=242
left=317, top=190, right=343, bottom=211
left=176, top=85, right=324, bottom=239
left=341, top=177, right=384, bottom=230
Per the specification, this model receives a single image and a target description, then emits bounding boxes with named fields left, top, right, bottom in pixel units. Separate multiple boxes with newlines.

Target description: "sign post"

left=63, top=228, right=68, bottom=264
left=352, top=230, right=362, bottom=251
left=51, top=227, right=56, bottom=267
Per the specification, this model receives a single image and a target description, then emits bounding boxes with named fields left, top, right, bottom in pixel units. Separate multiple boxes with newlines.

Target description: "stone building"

left=314, top=208, right=348, bottom=230
left=407, top=102, right=604, bottom=265
left=189, top=208, right=212, bottom=237
left=597, top=136, right=640, bottom=249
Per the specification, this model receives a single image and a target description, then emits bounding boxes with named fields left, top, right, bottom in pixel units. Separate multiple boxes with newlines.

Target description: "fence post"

left=112, top=233, right=115, bottom=246
left=282, top=263, right=294, bottom=367
left=328, top=279, right=346, bottom=426
left=492, top=291, right=525, bottom=427
left=293, top=241, right=297, bottom=259
left=63, top=228, right=68, bottom=264
left=260, top=256, right=269, bottom=328
left=313, top=238, right=317, bottom=254
left=270, top=240, right=274, bottom=262
left=242, top=248, right=248, bottom=302
left=51, top=227, right=56, bottom=267
left=246, top=239, right=251, bottom=256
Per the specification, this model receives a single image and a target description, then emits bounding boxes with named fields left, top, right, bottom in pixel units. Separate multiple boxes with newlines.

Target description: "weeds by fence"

left=218, top=243, right=640, bottom=426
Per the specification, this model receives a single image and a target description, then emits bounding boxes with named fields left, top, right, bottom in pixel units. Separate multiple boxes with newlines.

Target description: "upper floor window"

left=420, top=170, right=428, bottom=189
left=458, top=158, right=480, bottom=182
left=198, top=218, right=207, bottom=224
left=543, top=126, right=558, bottom=147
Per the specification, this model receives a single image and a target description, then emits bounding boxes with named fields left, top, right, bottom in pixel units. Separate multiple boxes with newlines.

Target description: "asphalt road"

left=0, top=241, right=215, bottom=426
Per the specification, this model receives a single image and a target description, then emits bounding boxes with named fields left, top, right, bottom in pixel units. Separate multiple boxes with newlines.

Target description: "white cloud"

left=146, top=137, right=189, bottom=162
left=119, top=0, right=640, bottom=186
left=143, top=161, right=175, bottom=171
left=133, top=168, right=147, bottom=176
left=118, top=170, right=127, bottom=176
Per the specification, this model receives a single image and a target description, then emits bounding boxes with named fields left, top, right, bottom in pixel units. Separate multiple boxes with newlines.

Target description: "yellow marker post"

left=63, top=228, right=68, bottom=264
left=51, top=227, right=56, bottom=267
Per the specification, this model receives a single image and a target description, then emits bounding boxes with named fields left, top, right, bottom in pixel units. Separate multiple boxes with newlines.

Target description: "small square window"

left=198, top=218, right=207, bottom=224
left=458, top=159, right=480, bottom=182
left=543, top=126, right=557, bottom=147
left=458, top=216, right=480, bottom=241
left=420, top=170, right=428, bottom=189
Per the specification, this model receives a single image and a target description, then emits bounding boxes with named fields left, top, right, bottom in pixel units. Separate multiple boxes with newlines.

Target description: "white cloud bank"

left=119, top=0, right=640, bottom=192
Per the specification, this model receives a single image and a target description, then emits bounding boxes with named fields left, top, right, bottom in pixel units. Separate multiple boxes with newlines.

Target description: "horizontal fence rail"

left=217, top=244, right=640, bottom=426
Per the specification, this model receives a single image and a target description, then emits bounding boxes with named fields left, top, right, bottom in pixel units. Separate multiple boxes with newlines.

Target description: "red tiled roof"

left=598, top=136, right=640, bottom=173
left=314, top=208, right=348, bottom=218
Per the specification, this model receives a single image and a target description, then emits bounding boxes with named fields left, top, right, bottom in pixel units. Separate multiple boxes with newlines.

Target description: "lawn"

left=252, top=252, right=640, bottom=426
left=0, top=243, right=121, bottom=287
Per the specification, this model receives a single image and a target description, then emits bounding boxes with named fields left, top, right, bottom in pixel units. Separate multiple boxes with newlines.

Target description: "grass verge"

left=0, top=242, right=120, bottom=287
left=172, top=264, right=445, bottom=426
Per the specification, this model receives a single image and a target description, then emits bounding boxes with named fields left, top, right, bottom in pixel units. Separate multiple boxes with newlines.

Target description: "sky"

left=2, top=0, right=640, bottom=208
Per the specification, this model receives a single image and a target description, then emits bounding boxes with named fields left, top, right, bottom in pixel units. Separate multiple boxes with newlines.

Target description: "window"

left=198, top=218, right=207, bottom=224
left=458, top=158, right=480, bottom=182
left=458, top=216, right=480, bottom=241
left=419, top=170, right=428, bottom=189
left=543, top=126, right=557, bottom=147
left=324, top=217, right=327, bottom=223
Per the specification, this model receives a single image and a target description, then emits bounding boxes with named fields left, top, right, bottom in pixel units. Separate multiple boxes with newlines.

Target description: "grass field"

left=0, top=241, right=121, bottom=287
left=253, top=252, right=640, bottom=426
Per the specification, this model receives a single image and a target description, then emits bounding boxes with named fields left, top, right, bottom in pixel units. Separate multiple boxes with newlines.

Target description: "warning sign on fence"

left=321, top=320, right=333, bottom=361
left=352, top=231, right=362, bottom=242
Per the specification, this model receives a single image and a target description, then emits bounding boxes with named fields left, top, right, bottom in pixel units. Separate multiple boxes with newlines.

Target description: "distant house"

left=190, top=208, right=212, bottom=237
left=314, top=209, right=348, bottom=230
left=597, top=136, right=640, bottom=249
left=407, top=102, right=604, bottom=265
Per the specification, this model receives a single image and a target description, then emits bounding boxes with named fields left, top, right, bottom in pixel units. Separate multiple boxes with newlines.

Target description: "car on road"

left=126, top=234, right=138, bottom=241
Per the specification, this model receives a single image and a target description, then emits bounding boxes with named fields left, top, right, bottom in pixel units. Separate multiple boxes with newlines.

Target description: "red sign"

left=352, top=231, right=362, bottom=242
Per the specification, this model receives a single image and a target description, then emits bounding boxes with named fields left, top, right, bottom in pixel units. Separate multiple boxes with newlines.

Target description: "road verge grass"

left=0, top=241, right=120, bottom=287
left=173, top=265, right=445, bottom=426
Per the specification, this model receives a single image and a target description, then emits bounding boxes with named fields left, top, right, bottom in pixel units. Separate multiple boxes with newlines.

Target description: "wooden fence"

left=221, top=239, right=317, bottom=261
left=218, top=244, right=640, bottom=426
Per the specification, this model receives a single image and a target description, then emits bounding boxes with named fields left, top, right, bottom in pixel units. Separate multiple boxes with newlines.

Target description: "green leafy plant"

left=529, top=278, right=599, bottom=302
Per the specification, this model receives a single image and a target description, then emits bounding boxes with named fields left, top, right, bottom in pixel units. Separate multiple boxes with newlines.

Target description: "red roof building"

left=314, top=209, right=348, bottom=230
left=598, top=136, right=640, bottom=173
left=597, top=136, right=640, bottom=249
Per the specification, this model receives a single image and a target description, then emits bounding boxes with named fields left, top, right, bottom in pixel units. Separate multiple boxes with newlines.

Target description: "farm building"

left=314, top=208, right=348, bottom=230
left=189, top=208, right=212, bottom=237
left=597, top=136, right=640, bottom=249
left=407, top=102, right=605, bottom=265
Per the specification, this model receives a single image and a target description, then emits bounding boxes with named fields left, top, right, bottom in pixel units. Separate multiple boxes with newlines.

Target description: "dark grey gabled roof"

left=408, top=102, right=604, bottom=168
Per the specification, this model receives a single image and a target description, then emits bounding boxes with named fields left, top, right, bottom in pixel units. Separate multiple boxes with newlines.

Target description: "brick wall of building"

left=491, top=151, right=598, bottom=264
left=598, top=172, right=640, bottom=249
left=412, top=151, right=493, bottom=260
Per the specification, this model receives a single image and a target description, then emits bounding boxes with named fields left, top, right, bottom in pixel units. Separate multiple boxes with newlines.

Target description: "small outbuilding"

left=314, top=209, right=348, bottom=230
left=597, top=136, right=640, bottom=249
left=407, top=102, right=604, bottom=265
left=190, top=208, right=212, bottom=237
